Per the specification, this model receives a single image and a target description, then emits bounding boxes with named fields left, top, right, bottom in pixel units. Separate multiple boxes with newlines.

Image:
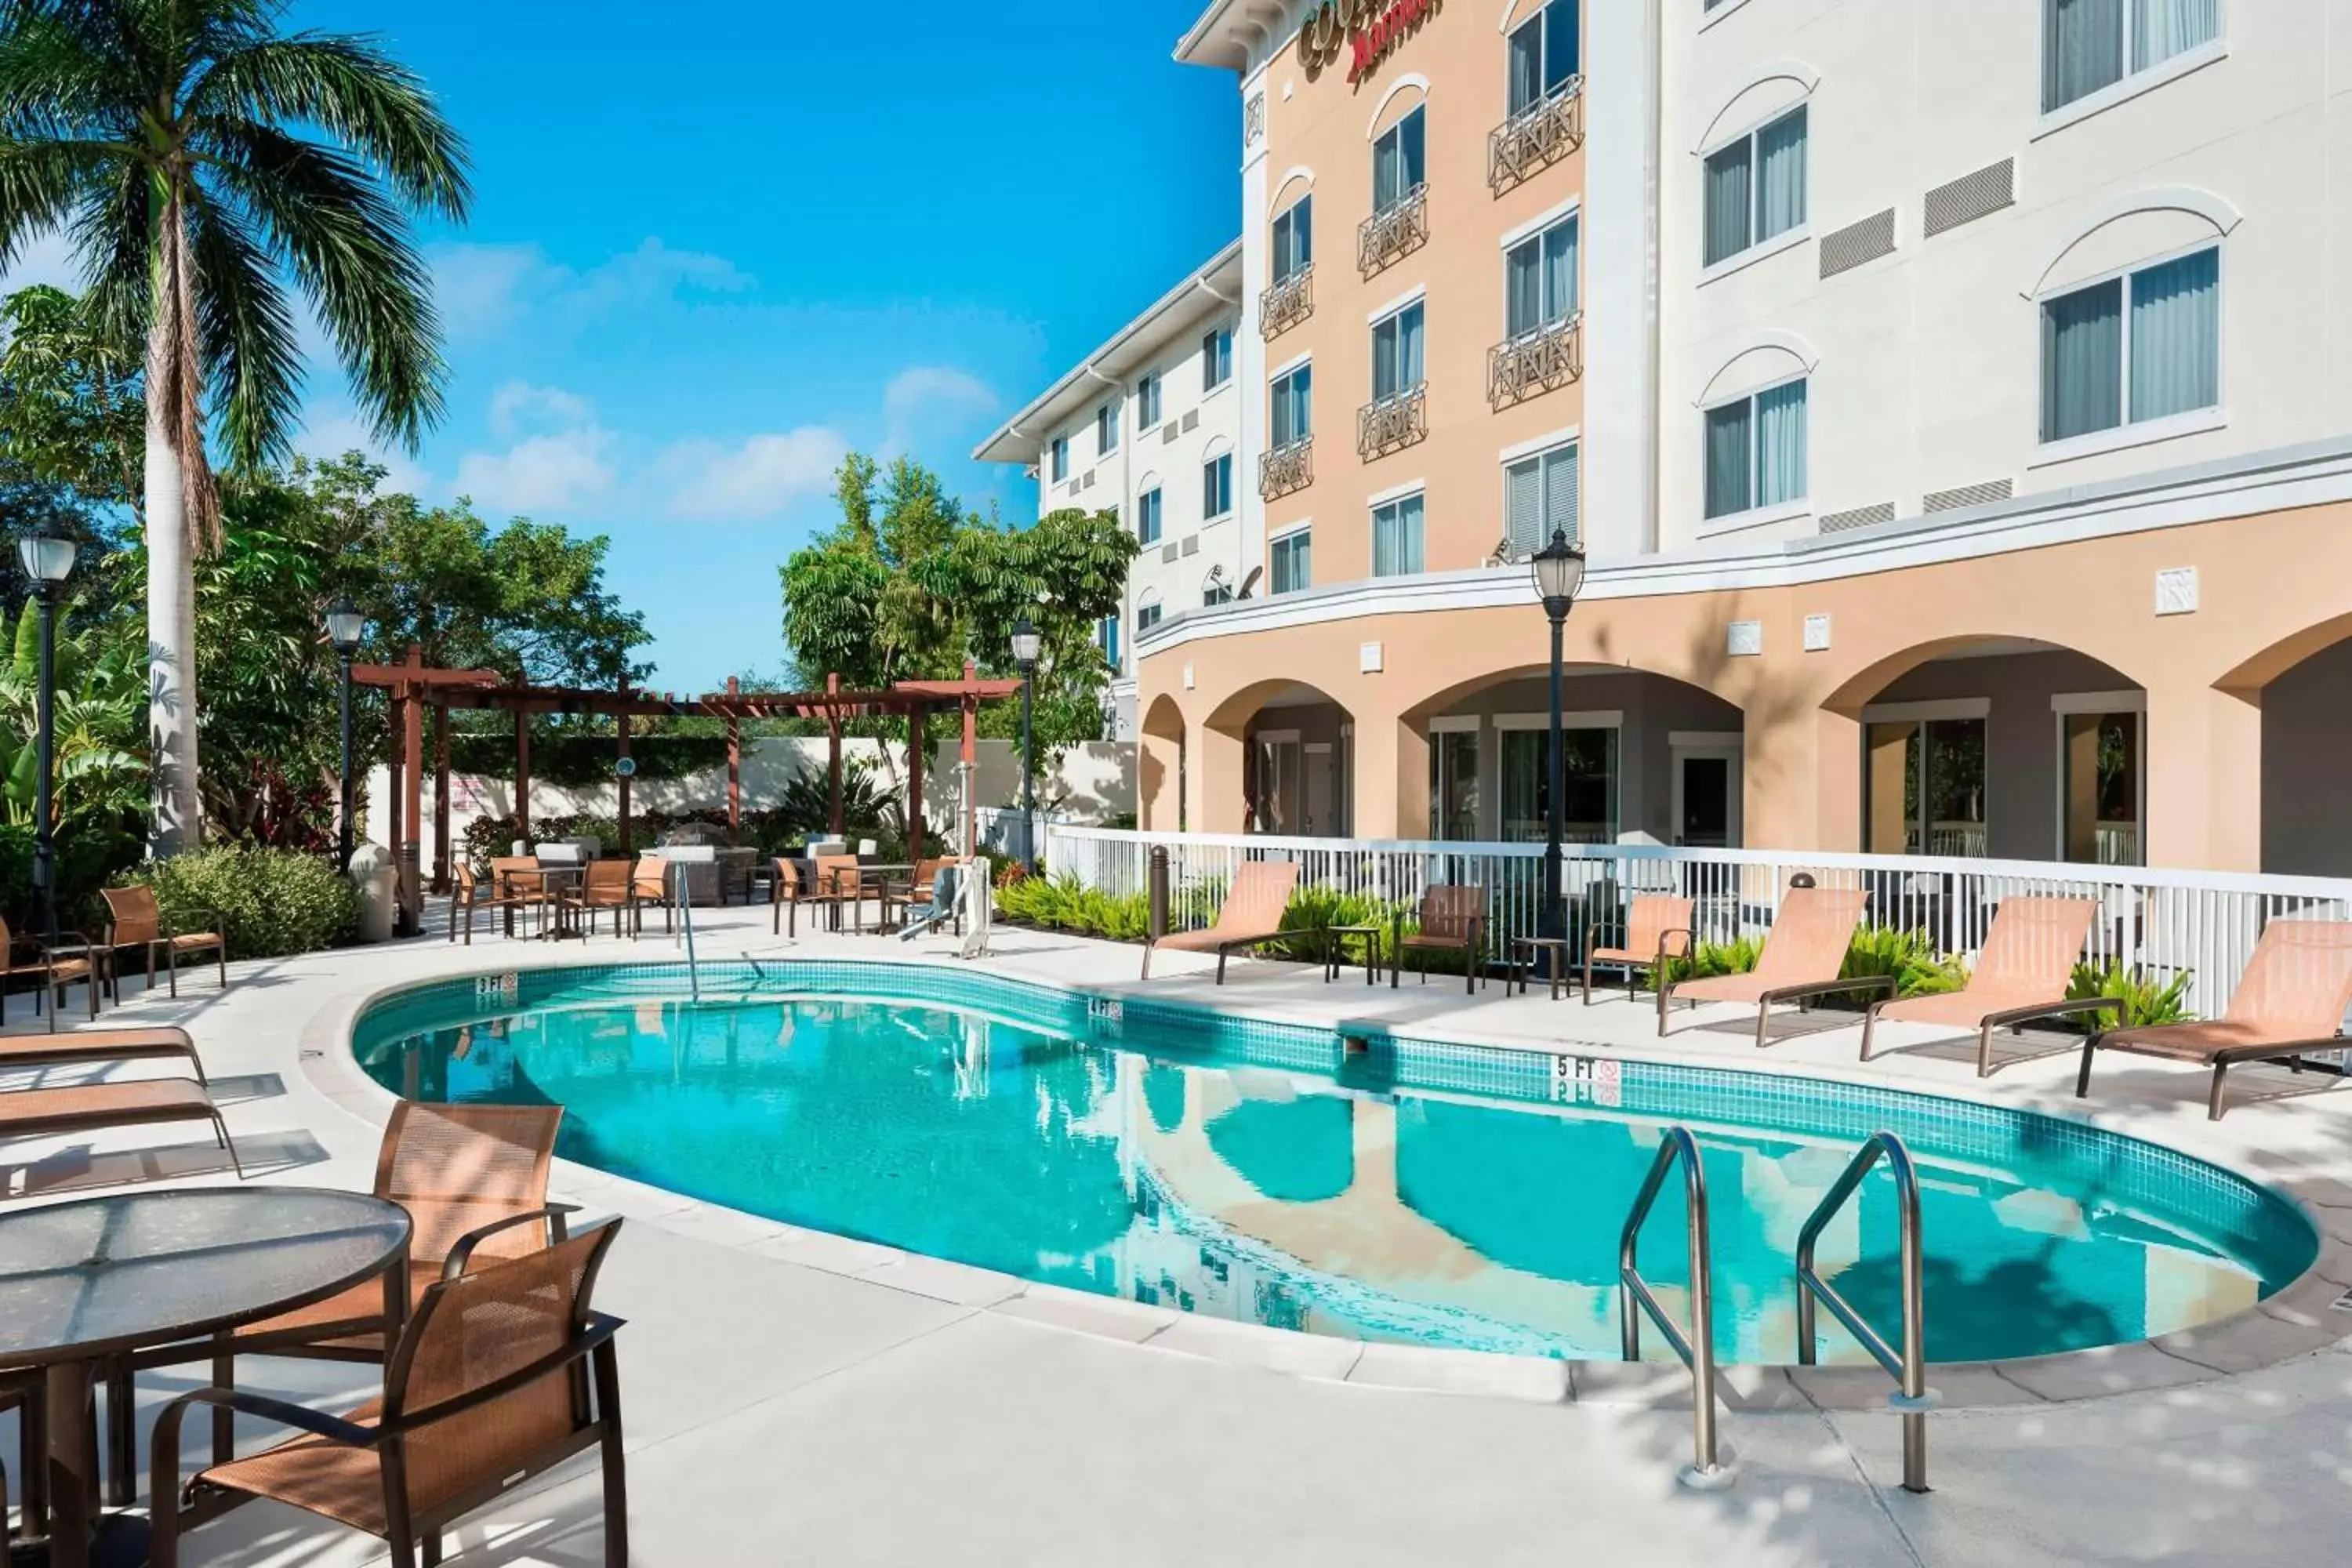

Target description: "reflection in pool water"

left=358, top=986, right=2314, bottom=1365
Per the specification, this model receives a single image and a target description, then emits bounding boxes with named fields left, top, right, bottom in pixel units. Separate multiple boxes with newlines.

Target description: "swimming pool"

left=352, top=961, right=2318, bottom=1367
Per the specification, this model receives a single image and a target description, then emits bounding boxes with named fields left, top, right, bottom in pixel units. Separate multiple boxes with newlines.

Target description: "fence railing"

left=1258, top=437, right=1314, bottom=501
left=1041, top=825, right=2352, bottom=1020
left=1488, top=314, right=1583, bottom=408
left=1358, top=184, right=1428, bottom=278
left=1489, top=78, right=1584, bottom=194
left=1261, top=263, right=1313, bottom=339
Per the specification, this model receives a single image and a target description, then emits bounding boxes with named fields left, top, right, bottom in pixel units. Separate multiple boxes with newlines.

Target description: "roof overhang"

left=1175, top=0, right=1298, bottom=71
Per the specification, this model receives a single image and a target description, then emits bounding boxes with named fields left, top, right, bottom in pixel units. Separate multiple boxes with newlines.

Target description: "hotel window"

left=1504, top=441, right=1578, bottom=557
left=1096, top=401, right=1119, bottom=456
left=1504, top=215, right=1578, bottom=338
left=2040, top=246, right=2219, bottom=444
left=2044, top=0, right=2220, bottom=113
left=1370, top=303, right=1425, bottom=400
left=1372, top=107, right=1426, bottom=215
left=1371, top=492, right=1425, bottom=576
left=1138, top=486, right=1163, bottom=545
left=1098, top=614, right=1121, bottom=670
left=1136, top=599, right=1163, bottom=633
left=1137, top=372, right=1163, bottom=430
left=1272, top=195, right=1313, bottom=284
left=1271, top=362, right=1313, bottom=447
left=1203, top=327, right=1234, bottom=390
left=1501, top=725, right=1617, bottom=843
left=1703, top=377, right=1807, bottom=521
left=2060, top=704, right=2144, bottom=866
left=1048, top=436, right=1069, bottom=483
left=1203, top=570, right=1233, bottom=607
left=1702, top=106, right=1806, bottom=268
left=1506, top=0, right=1581, bottom=117
left=1203, top=452, right=1234, bottom=519
left=1430, top=727, right=1480, bottom=840
left=1269, top=528, right=1312, bottom=595
left=1865, top=716, right=1988, bottom=858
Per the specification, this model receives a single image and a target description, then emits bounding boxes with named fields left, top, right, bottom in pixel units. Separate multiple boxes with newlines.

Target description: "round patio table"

left=0, top=1187, right=411, bottom=1568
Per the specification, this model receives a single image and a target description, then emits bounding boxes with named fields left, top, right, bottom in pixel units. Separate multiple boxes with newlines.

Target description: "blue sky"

left=14, top=1, right=1239, bottom=691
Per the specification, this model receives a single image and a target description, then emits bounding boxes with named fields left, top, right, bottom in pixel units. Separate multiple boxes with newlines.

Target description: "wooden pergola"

left=353, top=649, right=1023, bottom=932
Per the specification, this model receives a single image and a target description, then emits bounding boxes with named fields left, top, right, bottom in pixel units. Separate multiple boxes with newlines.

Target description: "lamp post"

left=1011, top=615, right=1042, bottom=872
left=18, top=525, right=77, bottom=942
left=324, top=597, right=367, bottom=872
left=1530, top=527, right=1588, bottom=954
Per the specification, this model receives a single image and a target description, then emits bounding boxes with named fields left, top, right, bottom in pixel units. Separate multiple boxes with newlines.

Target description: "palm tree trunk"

left=144, top=294, right=200, bottom=857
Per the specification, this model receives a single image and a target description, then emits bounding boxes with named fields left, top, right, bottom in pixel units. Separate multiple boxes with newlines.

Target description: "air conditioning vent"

left=1923, top=478, right=2013, bottom=514
left=1924, top=158, right=2015, bottom=238
left=1163, top=423, right=1180, bottom=444
left=1182, top=409, right=1201, bottom=433
left=1819, top=209, right=1896, bottom=278
left=1818, top=501, right=1896, bottom=534
left=1181, top=535, right=1200, bottom=556
left=1082, top=470, right=1097, bottom=490
left=1161, top=543, right=1180, bottom=564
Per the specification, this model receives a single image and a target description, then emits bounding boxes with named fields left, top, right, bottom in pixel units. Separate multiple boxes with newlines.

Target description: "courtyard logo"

left=1297, top=0, right=1442, bottom=86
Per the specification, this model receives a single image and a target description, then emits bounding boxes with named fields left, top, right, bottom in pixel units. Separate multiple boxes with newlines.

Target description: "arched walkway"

left=2246, top=628, right=2352, bottom=875
left=1207, top=679, right=1359, bottom=837
left=1140, top=694, right=1185, bottom=833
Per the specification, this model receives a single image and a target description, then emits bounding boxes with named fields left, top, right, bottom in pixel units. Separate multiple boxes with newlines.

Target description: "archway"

left=1140, top=693, right=1186, bottom=833
left=1208, top=679, right=1358, bottom=837
left=2239, top=622, right=2352, bottom=876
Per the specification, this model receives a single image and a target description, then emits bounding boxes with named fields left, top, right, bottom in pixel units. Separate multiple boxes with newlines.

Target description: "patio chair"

left=2074, top=919, right=2352, bottom=1120
left=445, top=862, right=529, bottom=946
left=572, top=859, right=637, bottom=938
left=0, top=1025, right=207, bottom=1084
left=0, top=914, right=100, bottom=1022
left=0, top=1077, right=238, bottom=1174
left=1140, top=861, right=1300, bottom=983
left=1392, top=884, right=1486, bottom=994
left=811, top=852, right=866, bottom=933
left=895, top=861, right=967, bottom=942
left=150, top=1221, right=629, bottom=1568
left=100, top=885, right=225, bottom=998
left=489, top=856, right=551, bottom=938
left=1584, top=894, right=1696, bottom=1006
left=1859, top=896, right=2115, bottom=1075
left=884, top=858, right=963, bottom=933
left=629, top=855, right=674, bottom=934
left=1658, top=886, right=1887, bottom=1047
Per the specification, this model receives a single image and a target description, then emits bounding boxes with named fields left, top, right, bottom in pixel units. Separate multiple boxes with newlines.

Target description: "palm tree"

left=0, top=0, right=469, bottom=853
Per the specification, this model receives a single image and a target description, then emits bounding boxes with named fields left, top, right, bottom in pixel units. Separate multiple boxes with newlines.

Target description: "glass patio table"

left=0, top=1187, right=411, bottom=1568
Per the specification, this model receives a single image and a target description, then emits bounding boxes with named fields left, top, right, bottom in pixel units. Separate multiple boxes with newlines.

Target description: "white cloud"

left=663, top=427, right=849, bottom=520
left=298, top=408, right=434, bottom=498
left=456, top=428, right=616, bottom=515
left=488, top=381, right=597, bottom=437
left=429, top=238, right=754, bottom=343
left=884, top=365, right=997, bottom=427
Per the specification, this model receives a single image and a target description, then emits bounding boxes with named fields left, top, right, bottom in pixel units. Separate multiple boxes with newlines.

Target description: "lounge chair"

left=1658, top=886, right=1886, bottom=1047
left=1859, top=896, right=2115, bottom=1075
left=1584, top=894, right=1695, bottom=1006
left=1140, top=861, right=1300, bottom=982
left=0, top=1078, right=238, bottom=1175
left=0, top=915, right=100, bottom=1022
left=2074, top=919, right=2352, bottom=1120
left=1392, top=884, right=1486, bottom=993
left=151, top=1223, right=629, bottom=1568
left=100, top=886, right=226, bottom=998
left=0, top=1025, right=207, bottom=1084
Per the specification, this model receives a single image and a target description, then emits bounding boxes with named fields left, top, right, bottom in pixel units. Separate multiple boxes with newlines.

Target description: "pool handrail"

left=1795, top=1130, right=1935, bottom=1494
left=1617, top=1125, right=1734, bottom=1489
left=670, top=860, right=701, bottom=1003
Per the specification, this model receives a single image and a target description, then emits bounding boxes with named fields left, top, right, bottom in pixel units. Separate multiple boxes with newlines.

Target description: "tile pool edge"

left=307, top=948, right=2352, bottom=1413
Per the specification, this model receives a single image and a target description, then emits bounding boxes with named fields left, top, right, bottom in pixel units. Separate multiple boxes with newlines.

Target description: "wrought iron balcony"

left=1487, top=314, right=1583, bottom=408
left=1357, top=185, right=1428, bottom=279
left=1488, top=79, right=1584, bottom=195
left=1258, top=437, right=1313, bottom=500
left=1356, top=385, right=1427, bottom=462
left=1260, top=264, right=1314, bottom=340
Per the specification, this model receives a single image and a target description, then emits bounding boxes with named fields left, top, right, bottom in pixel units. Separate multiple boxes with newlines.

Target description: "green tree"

left=0, top=0, right=470, bottom=854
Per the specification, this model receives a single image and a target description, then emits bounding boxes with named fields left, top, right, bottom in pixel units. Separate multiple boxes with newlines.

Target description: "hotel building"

left=1132, top=0, right=2352, bottom=876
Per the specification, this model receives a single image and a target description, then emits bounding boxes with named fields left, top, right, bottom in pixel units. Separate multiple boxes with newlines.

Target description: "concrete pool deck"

left=5, top=903, right=2352, bottom=1565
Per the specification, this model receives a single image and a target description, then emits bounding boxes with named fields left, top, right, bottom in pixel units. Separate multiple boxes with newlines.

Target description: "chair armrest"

left=387, top=1312, right=626, bottom=1434
left=154, top=1385, right=379, bottom=1457
left=1654, top=927, right=1696, bottom=966
left=442, top=1203, right=583, bottom=1279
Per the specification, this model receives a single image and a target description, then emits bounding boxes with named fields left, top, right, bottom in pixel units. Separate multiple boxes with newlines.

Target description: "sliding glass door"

left=1500, top=727, right=1618, bottom=844
left=1864, top=717, right=1988, bottom=858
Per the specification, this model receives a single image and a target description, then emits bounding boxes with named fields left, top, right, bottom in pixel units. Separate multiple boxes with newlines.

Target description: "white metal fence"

left=1042, top=825, right=2352, bottom=1019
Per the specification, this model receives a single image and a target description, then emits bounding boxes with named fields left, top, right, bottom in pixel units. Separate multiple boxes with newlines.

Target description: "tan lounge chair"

left=2074, top=919, right=2352, bottom=1120
left=1860, top=896, right=2116, bottom=1075
left=0, top=1078, right=239, bottom=1176
left=1392, top=884, right=1486, bottom=993
left=1659, top=886, right=1886, bottom=1047
left=151, top=1222, right=629, bottom=1568
left=1584, top=894, right=1695, bottom=1006
left=0, top=1025, right=207, bottom=1084
left=101, top=885, right=227, bottom=997
left=1141, top=861, right=1301, bottom=982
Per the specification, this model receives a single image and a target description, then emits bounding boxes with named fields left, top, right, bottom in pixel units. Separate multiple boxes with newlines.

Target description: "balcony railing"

left=1489, top=78, right=1584, bottom=194
left=1357, top=185, right=1428, bottom=279
left=1356, top=385, right=1427, bottom=462
left=1487, top=314, right=1583, bottom=408
left=1258, top=437, right=1313, bottom=500
left=1260, top=264, right=1313, bottom=340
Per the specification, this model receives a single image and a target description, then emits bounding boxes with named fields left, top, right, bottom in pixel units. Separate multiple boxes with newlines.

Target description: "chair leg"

left=105, top=1361, right=133, bottom=1508
left=596, top=1342, right=629, bottom=1568
left=2074, top=1035, right=2100, bottom=1098
left=1755, top=1005, right=1772, bottom=1050
left=1859, top=1006, right=1879, bottom=1062
left=168, top=946, right=179, bottom=999
left=1140, top=943, right=1153, bottom=981
left=2208, top=1062, right=2231, bottom=1121
left=423, top=1531, right=442, bottom=1566
left=1976, top=1022, right=1996, bottom=1078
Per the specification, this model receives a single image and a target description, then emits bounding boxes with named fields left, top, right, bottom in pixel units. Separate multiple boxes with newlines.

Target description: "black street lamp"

left=18, top=525, right=77, bottom=941
left=1530, top=527, right=1588, bottom=952
left=325, top=597, right=367, bottom=872
left=1011, top=615, right=1042, bottom=872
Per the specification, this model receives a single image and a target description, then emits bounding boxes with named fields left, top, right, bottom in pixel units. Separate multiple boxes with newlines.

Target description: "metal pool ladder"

left=670, top=862, right=702, bottom=1004
left=1618, top=1125, right=1736, bottom=1490
left=1795, top=1131, right=1936, bottom=1494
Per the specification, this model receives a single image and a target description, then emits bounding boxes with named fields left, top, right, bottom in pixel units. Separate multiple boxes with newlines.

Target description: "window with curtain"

left=1504, top=215, right=1579, bottom=339
left=1270, top=529, right=1312, bottom=595
left=1203, top=452, right=1234, bottom=517
left=1372, top=107, right=1426, bottom=215
left=1505, top=0, right=1581, bottom=118
left=1203, top=327, right=1234, bottom=390
left=1370, top=303, right=1425, bottom=401
left=1371, top=492, right=1425, bottom=577
left=2044, top=0, right=2218, bottom=113
left=1136, top=601, right=1163, bottom=632
left=1272, top=197, right=1313, bottom=283
left=1702, top=105, right=1806, bottom=267
left=1137, top=373, right=1162, bottom=429
left=1138, top=487, right=1163, bottom=545
left=1098, top=615, right=1120, bottom=670
left=1097, top=401, right=1118, bottom=456
left=1270, top=363, right=1313, bottom=446
left=1504, top=443, right=1578, bottom=557
left=1430, top=729, right=1479, bottom=840
left=1703, top=377, right=1807, bottom=521
left=1049, top=436, right=1069, bottom=483
left=2041, top=246, right=2217, bottom=443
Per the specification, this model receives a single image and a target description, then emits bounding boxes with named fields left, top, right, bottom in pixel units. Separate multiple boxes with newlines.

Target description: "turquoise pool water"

left=353, top=963, right=2318, bottom=1366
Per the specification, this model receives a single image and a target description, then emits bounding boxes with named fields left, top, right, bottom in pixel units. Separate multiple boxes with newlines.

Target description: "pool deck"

left=7, top=902, right=2352, bottom=1566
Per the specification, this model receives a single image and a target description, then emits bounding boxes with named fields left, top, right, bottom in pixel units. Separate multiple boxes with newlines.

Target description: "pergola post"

left=386, top=699, right=404, bottom=893
left=515, top=712, right=532, bottom=843
left=400, top=646, right=425, bottom=935
left=907, top=701, right=927, bottom=863
left=826, top=671, right=844, bottom=836
left=724, top=675, right=742, bottom=831
left=960, top=660, right=979, bottom=858
left=430, top=703, right=451, bottom=893
left=618, top=686, right=634, bottom=857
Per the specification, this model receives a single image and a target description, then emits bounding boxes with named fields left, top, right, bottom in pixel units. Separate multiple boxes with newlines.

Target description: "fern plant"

left=1842, top=927, right=1968, bottom=1000
left=2066, top=960, right=2195, bottom=1029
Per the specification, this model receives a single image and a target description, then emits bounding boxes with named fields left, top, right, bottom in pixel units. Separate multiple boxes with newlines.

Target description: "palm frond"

left=184, top=188, right=301, bottom=470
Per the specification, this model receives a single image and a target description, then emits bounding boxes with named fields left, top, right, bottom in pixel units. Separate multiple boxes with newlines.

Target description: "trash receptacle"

left=349, top=844, right=397, bottom=943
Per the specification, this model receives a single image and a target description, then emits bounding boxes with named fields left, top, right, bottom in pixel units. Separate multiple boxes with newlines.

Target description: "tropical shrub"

left=117, top=846, right=358, bottom=958
left=1659, top=936, right=1762, bottom=988
left=1840, top=927, right=1968, bottom=1001
left=2066, top=960, right=2195, bottom=1030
